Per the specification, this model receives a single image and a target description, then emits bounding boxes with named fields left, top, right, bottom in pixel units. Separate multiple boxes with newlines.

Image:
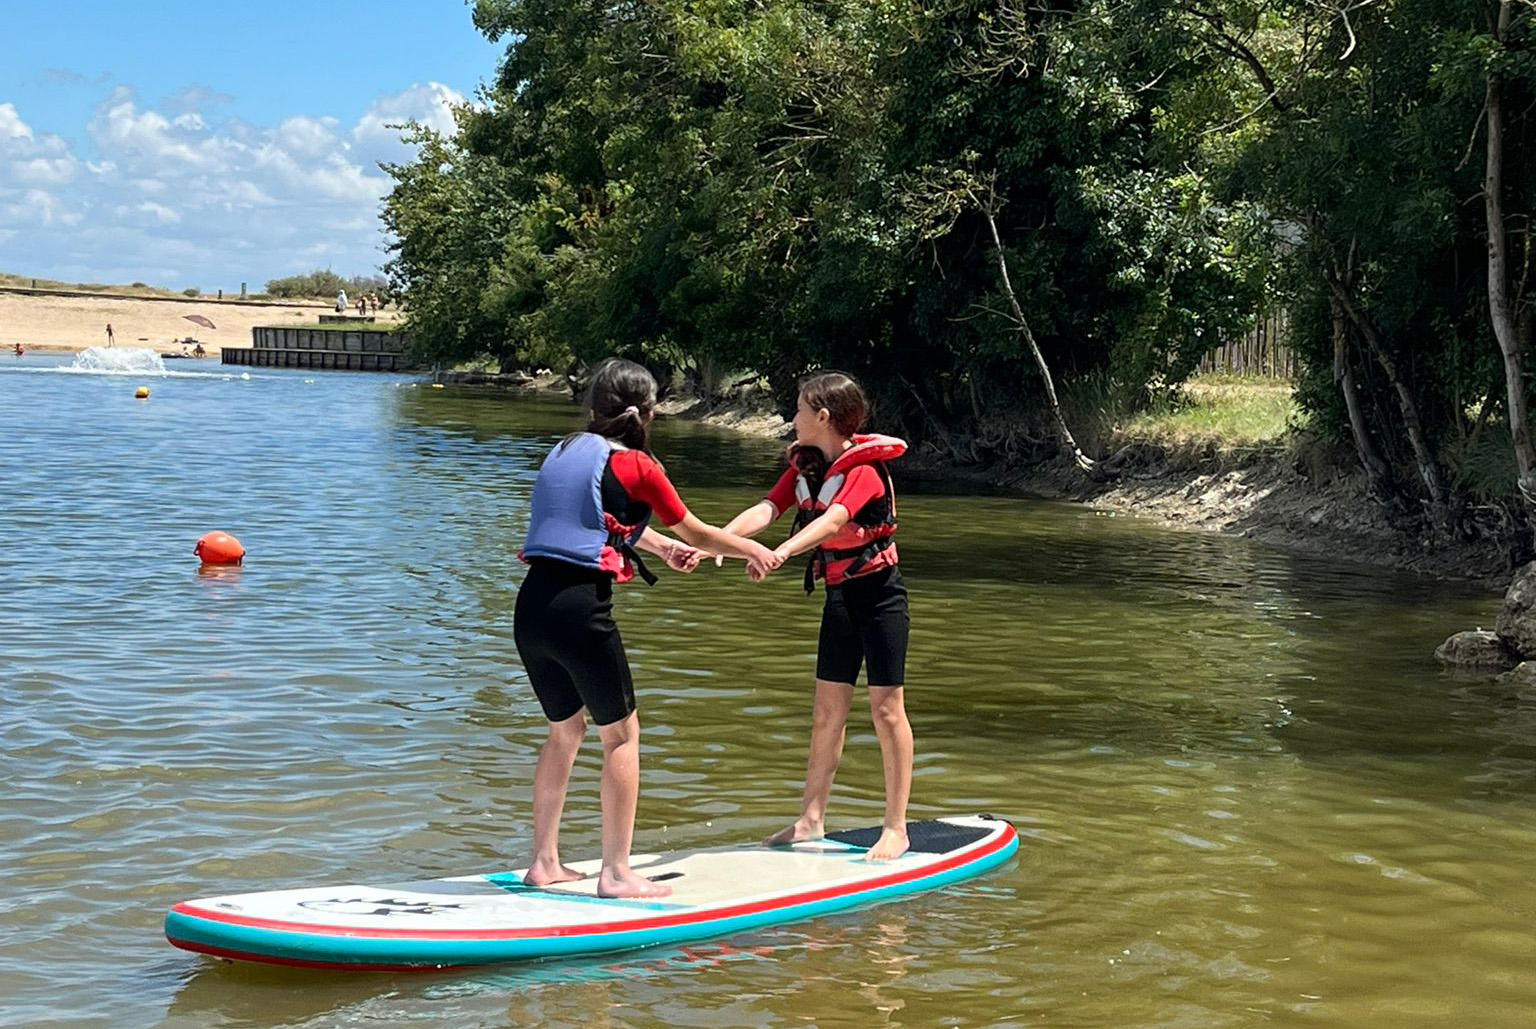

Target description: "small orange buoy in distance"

left=195, top=531, right=245, bottom=566
left=135, top=386, right=150, bottom=399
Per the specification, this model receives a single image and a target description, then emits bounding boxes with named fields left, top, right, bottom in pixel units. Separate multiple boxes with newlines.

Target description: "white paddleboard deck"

left=165, top=814, right=1018, bottom=969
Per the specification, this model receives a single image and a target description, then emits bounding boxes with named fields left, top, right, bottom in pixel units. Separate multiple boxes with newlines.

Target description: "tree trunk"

left=1332, top=293, right=1395, bottom=500
left=975, top=187, right=1101, bottom=477
left=1485, top=0, right=1536, bottom=508
left=1332, top=281, right=1453, bottom=531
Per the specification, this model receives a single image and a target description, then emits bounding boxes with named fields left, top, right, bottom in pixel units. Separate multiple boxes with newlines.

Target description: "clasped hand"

left=663, top=542, right=702, bottom=573
left=704, top=542, right=786, bottom=581
left=743, top=540, right=785, bottom=581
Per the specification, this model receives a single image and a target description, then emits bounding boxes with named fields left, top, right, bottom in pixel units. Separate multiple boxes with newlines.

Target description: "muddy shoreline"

left=447, top=370, right=1512, bottom=588
left=969, top=454, right=1514, bottom=588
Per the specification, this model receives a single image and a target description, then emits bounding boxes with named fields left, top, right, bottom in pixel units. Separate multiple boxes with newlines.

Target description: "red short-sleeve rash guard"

left=765, top=463, right=885, bottom=519
left=609, top=449, right=689, bottom=526
left=829, top=464, right=885, bottom=517
left=765, top=466, right=799, bottom=515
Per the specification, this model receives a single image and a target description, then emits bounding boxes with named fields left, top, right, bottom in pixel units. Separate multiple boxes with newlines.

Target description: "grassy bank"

left=0, top=271, right=311, bottom=304
left=0, top=271, right=191, bottom=298
left=1031, top=375, right=1510, bottom=584
left=1117, top=375, right=1299, bottom=449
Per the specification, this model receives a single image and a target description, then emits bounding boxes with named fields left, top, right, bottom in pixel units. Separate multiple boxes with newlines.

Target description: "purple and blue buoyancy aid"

left=519, top=432, right=656, bottom=584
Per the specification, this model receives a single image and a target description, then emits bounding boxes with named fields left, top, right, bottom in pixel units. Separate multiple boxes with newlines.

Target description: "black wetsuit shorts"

left=816, top=565, right=910, bottom=687
left=513, top=558, right=636, bottom=726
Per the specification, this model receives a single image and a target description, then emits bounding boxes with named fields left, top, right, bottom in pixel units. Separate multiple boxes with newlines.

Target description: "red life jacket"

left=790, top=433, right=906, bottom=592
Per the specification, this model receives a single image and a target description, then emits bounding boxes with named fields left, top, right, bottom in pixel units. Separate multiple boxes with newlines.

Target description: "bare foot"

left=523, top=860, right=586, bottom=887
left=763, top=817, right=824, bottom=848
left=863, top=827, right=909, bottom=863
left=597, top=867, right=673, bottom=899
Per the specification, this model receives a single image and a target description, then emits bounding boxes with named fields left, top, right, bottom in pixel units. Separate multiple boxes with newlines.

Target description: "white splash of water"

left=66, top=347, right=168, bottom=376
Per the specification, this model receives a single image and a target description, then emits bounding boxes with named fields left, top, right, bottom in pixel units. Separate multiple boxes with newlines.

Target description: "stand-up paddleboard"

left=165, top=814, right=1017, bottom=970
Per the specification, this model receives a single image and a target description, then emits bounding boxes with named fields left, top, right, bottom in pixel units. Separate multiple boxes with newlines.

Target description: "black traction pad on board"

left=825, top=819, right=992, bottom=854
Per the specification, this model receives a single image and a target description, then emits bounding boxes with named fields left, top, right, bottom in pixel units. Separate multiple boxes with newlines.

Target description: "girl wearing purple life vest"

left=515, top=358, right=782, bottom=898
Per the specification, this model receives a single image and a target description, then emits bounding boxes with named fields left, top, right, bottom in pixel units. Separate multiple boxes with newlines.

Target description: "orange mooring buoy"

left=194, top=531, right=245, bottom=566
left=135, top=386, right=150, bottom=399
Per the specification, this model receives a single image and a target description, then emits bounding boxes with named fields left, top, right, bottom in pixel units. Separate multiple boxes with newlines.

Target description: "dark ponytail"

left=582, top=357, right=657, bottom=452
left=787, top=442, right=829, bottom=492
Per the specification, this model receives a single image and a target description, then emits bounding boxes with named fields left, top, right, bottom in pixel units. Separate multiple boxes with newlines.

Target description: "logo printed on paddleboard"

left=297, top=897, right=464, bottom=917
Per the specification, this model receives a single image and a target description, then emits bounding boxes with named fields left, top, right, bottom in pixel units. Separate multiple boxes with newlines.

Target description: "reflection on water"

left=2, top=355, right=1533, bottom=1029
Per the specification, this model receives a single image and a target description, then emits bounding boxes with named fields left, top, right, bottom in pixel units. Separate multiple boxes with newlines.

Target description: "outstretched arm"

left=721, top=500, right=781, bottom=538
left=637, top=527, right=700, bottom=573
left=666, top=513, right=783, bottom=576
left=774, top=504, right=850, bottom=560
left=712, top=500, right=783, bottom=565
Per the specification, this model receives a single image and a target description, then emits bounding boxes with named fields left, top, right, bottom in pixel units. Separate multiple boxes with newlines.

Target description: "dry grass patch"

left=1120, top=374, right=1299, bottom=448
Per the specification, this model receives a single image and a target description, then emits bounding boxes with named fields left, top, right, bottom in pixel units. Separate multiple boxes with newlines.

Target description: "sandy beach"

left=0, top=288, right=394, bottom=355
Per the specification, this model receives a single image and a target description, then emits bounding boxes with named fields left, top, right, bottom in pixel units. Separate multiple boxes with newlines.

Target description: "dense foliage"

left=382, top=0, right=1536, bottom=526
left=265, top=270, right=390, bottom=300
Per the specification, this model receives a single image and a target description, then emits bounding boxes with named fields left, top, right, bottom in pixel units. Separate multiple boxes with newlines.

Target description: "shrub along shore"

left=465, top=370, right=1508, bottom=588
left=386, top=3, right=1536, bottom=582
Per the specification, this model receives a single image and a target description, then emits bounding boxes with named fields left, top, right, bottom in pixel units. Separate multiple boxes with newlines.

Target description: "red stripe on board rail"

left=166, top=937, right=459, bottom=973
left=171, top=822, right=1017, bottom=941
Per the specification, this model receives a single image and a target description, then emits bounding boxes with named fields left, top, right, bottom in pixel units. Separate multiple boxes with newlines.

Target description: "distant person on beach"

left=513, top=357, right=782, bottom=898
left=192, top=342, right=206, bottom=358
left=105, top=324, right=114, bottom=347
left=12, top=342, right=23, bottom=356
left=357, top=296, right=367, bottom=315
left=336, top=289, right=347, bottom=313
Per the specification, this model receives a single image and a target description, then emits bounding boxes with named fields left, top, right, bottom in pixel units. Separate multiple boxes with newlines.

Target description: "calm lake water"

left=2, top=349, right=1531, bottom=1028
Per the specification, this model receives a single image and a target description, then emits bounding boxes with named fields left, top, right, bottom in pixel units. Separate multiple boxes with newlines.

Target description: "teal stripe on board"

left=163, top=831, right=1018, bottom=968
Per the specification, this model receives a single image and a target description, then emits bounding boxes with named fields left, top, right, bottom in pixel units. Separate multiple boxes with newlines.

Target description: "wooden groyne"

left=221, top=324, right=414, bottom=371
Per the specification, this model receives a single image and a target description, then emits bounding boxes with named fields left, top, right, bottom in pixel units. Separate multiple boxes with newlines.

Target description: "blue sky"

left=0, top=0, right=503, bottom=290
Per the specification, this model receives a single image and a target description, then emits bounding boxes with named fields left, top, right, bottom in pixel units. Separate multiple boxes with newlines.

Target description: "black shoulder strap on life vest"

left=608, top=529, right=659, bottom=586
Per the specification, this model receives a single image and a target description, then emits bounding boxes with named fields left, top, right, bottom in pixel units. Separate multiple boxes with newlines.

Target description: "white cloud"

left=137, top=201, right=181, bottom=224
left=0, top=106, right=80, bottom=191
left=221, top=179, right=277, bottom=207
left=0, top=83, right=460, bottom=288
left=90, top=96, right=230, bottom=170
left=0, top=103, right=35, bottom=141
left=351, top=81, right=463, bottom=168
left=276, top=116, right=340, bottom=159
left=13, top=157, right=76, bottom=186
left=0, top=188, right=85, bottom=228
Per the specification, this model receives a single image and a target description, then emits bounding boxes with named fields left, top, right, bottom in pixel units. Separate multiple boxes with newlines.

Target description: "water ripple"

left=2, top=357, right=1532, bottom=1028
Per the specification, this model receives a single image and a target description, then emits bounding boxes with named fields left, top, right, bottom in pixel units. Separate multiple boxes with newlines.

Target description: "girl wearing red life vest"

left=720, top=372, right=914, bottom=862
left=515, top=358, right=783, bottom=898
